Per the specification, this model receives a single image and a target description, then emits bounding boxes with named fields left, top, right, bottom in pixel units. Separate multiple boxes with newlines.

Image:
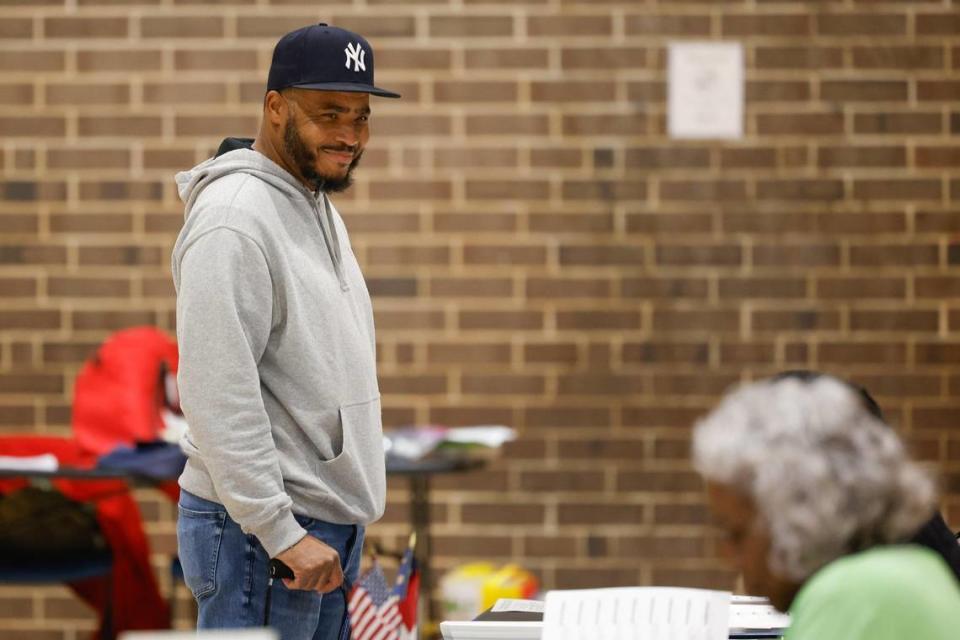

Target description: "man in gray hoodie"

left=171, top=24, right=400, bottom=639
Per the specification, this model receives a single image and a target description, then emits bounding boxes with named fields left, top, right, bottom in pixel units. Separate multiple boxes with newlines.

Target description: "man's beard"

left=283, top=119, right=363, bottom=194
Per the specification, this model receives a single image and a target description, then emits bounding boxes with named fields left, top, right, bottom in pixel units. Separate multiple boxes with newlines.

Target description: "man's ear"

left=263, top=90, right=289, bottom=127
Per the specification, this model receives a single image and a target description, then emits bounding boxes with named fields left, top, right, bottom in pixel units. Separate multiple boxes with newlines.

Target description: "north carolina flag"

left=349, top=538, right=418, bottom=640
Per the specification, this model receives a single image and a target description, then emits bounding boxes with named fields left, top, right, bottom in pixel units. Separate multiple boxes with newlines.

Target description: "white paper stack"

left=543, top=587, right=730, bottom=640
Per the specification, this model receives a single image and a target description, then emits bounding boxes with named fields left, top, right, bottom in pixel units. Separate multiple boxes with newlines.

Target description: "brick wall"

left=2, top=0, right=959, bottom=636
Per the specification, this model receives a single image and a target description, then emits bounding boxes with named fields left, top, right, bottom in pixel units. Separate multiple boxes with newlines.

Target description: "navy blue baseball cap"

left=266, top=23, right=400, bottom=98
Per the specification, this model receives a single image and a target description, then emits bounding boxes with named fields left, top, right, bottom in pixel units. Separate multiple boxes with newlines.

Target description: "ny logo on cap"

left=344, top=42, right=366, bottom=72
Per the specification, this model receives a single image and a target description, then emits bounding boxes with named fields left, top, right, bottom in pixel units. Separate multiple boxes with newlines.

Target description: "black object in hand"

left=269, top=558, right=295, bottom=580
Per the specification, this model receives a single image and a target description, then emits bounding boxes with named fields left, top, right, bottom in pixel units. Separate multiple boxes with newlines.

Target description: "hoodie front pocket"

left=314, top=397, right=386, bottom=520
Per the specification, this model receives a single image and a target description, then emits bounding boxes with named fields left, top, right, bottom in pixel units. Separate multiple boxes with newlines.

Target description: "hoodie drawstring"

left=314, top=191, right=349, bottom=292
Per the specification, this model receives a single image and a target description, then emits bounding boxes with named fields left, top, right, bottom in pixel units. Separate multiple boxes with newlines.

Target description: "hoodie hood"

left=175, top=139, right=348, bottom=290
left=175, top=141, right=309, bottom=222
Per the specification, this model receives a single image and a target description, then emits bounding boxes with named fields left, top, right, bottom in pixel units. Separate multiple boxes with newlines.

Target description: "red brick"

left=853, top=179, right=942, bottom=201
left=465, top=180, right=549, bottom=200
left=524, top=343, right=578, bottom=365
left=626, top=14, right=710, bottom=36
left=0, top=245, right=68, bottom=265
left=757, top=113, right=844, bottom=135
left=719, top=341, right=776, bottom=365
left=530, top=148, right=584, bottom=168
left=818, top=146, right=906, bottom=168
left=463, top=502, right=545, bottom=525
left=819, top=212, right=906, bottom=234
left=528, top=15, right=610, bottom=36
left=656, top=244, right=742, bottom=267
left=435, top=81, right=518, bottom=103
left=916, top=147, right=960, bottom=168
left=850, top=310, right=939, bottom=332
left=0, top=18, right=31, bottom=39
left=854, top=112, right=942, bottom=135
left=0, top=83, right=33, bottom=105
left=563, top=180, right=647, bottom=201
left=461, top=374, right=545, bottom=395
left=531, top=81, right=615, bottom=104
left=816, top=13, right=906, bottom=36
left=719, top=277, right=806, bottom=299
left=0, top=116, right=65, bottom=137
left=144, top=82, right=228, bottom=104
left=141, top=16, right=224, bottom=37
left=916, top=12, right=960, bottom=35
left=818, top=342, right=907, bottom=365
left=530, top=212, right=613, bottom=234
left=752, top=309, right=840, bottom=332
left=722, top=212, right=813, bottom=234
left=820, top=80, right=908, bottom=102
left=722, top=14, right=810, bottom=36
left=432, top=211, right=518, bottom=233
left=430, top=16, right=513, bottom=37
left=527, top=407, right=611, bottom=430
left=174, top=48, right=257, bottom=71
left=653, top=373, right=739, bottom=396
left=754, top=243, right=840, bottom=267
left=45, top=17, right=128, bottom=38
left=78, top=116, right=162, bottom=137
left=660, top=180, right=746, bottom=202
left=559, top=503, right=646, bottom=525
left=459, top=310, right=543, bottom=331
left=653, top=310, right=740, bottom=333
left=0, top=372, right=63, bottom=393
left=816, top=277, right=906, bottom=300
left=626, top=212, right=713, bottom=236
left=464, top=48, right=548, bottom=69
left=747, top=80, right=811, bottom=102
left=77, top=49, right=161, bottom=71
left=561, top=47, right=647, bottom=70
left=464, top=244, right=546, bottom=266
left=557, top=373, right=645, bottom=396
left=852, top=46, right=944, bottom=70
left=850, top=244, right=938, bottom=268
left=755, top=46, right=842, bottom=70
left=429, top=277, right=514, bottom=298
left=48, top=277, right=131, bottom=298
left=622, top=341, right=709, bottom=365
left=556, top=311, right=641, bottom=331
left=918, top=81, right=960, bottom=102
left=721, top=148, right=776, bottom=170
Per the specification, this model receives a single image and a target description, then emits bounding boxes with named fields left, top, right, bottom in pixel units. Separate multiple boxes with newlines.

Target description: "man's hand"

left=275, top=535, right=343, bottom=592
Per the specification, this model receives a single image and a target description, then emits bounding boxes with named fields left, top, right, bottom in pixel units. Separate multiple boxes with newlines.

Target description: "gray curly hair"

left=692, top=375, right=936, bottom=581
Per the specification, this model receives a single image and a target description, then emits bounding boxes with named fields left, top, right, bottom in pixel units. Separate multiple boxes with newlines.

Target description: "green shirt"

left=786, top=545, right=960, bottom=640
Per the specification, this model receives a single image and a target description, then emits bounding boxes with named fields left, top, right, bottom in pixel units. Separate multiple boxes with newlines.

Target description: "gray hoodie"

left=172, top=147, right=384, bottom=558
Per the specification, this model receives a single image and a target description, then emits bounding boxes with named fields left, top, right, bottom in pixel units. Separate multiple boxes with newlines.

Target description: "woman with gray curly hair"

left=693, top=374, right=960, bottom=639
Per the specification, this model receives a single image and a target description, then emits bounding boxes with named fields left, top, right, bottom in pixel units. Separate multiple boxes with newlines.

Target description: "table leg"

left=409, top=473, right=434, bottom=636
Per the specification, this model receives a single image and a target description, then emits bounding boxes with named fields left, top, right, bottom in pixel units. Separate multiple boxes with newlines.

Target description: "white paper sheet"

left=543, top=587, right=730, bottom=640
left=491, top=598, right=545, bottom=613
left=668, top=41, right=744, bottom=139
left=0, top=453, right=58, bottom=472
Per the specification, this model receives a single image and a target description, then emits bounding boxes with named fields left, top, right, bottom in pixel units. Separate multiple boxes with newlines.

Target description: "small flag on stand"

left=349, top=533, right=419, bottom=640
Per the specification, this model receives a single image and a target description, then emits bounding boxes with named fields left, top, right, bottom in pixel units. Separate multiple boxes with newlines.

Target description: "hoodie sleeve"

left=175, top=225, right=306, bottom=558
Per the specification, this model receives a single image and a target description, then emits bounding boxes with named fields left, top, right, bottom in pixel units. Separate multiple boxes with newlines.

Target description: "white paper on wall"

left=668, top=41, right=744, bottom=140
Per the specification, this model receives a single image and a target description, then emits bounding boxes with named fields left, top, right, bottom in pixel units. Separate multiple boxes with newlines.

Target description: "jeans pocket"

left=177, top=504, right=226, bottom=600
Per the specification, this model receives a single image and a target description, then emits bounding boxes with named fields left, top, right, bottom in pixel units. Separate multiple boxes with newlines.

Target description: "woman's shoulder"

left=787, top=545, right=960, bottom=640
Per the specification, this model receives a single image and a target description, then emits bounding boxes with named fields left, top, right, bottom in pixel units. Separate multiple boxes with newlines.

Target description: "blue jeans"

left=177, top=490, right=364, bottom=640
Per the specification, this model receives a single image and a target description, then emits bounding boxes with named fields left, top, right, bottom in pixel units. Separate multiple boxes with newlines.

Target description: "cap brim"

left=291, top=81, right=401, bottom=98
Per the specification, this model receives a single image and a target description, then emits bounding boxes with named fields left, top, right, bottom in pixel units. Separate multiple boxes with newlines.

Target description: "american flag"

left=348, top=538, right=418, bottom=640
